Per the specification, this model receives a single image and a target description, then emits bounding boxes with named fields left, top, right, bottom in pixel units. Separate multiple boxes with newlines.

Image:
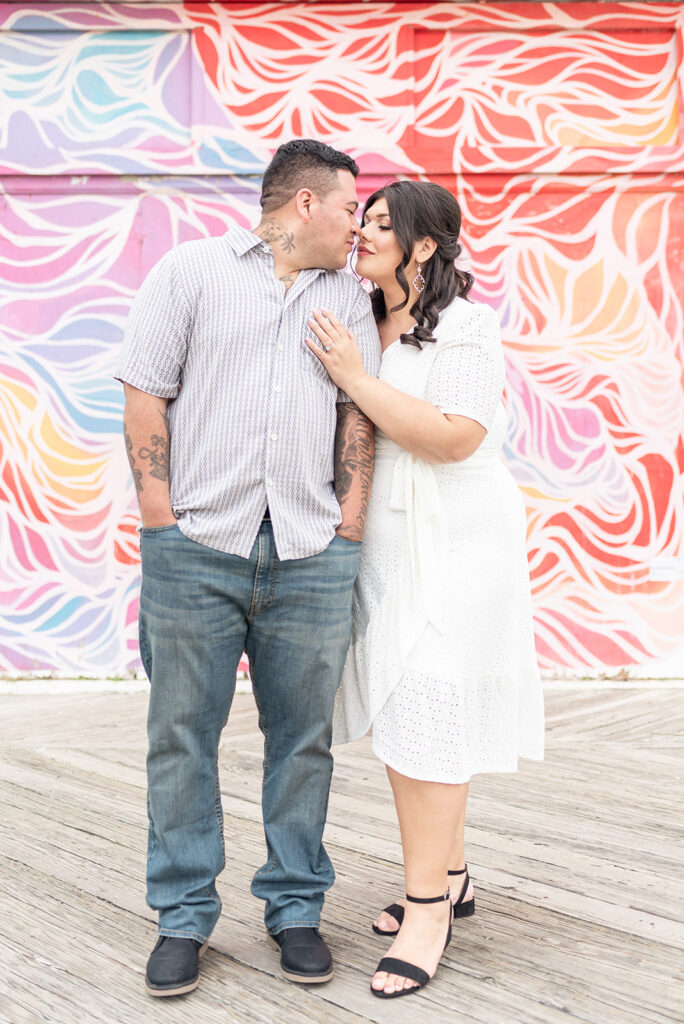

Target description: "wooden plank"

left=0, top=687, right=682, bottom=1024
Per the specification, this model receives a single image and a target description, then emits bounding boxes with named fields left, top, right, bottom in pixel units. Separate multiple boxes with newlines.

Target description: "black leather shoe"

left=145, top=936, right=208, bottom=997
left=268, top=927, right=333, bottom=984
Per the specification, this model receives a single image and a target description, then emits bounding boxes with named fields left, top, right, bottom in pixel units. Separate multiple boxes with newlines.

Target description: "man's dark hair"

left=260, top=139, right=359, bottom=213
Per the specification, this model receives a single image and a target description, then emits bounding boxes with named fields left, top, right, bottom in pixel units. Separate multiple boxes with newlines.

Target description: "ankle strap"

left=405, top=891, right=450, bottom=905
left=448, top=865, right=467, bottom=876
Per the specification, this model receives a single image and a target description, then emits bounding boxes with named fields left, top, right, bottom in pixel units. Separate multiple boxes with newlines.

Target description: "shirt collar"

left=225, top=224, right=269, bottom=257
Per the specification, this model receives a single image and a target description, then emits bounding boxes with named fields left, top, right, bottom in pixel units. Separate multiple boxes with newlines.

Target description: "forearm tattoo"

left=124, top=409, right=170, bottom=493
left=124, top=424, right=143, bottom=495
left=138, top=433, right=169, bottom=481
left=334, top=402, right=374, bottom=541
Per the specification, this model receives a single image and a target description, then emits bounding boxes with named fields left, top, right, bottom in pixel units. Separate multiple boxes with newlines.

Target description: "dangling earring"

left=412, top=263, right=425, bottom=294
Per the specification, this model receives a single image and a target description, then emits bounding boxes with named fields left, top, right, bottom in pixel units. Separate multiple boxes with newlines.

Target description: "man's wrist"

left=335, top=525, right=363, bottom=542
left=140, top=506, right=177, bottom=529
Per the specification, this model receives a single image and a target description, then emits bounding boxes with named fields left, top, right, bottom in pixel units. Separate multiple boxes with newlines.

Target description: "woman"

left=307, top=180, right=544, bottom=999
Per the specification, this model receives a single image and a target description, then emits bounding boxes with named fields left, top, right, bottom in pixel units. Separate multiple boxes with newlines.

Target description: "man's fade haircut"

left=260, top=139, right=359, bottom=214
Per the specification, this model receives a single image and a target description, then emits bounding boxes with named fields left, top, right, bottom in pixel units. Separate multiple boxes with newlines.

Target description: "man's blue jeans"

left=138, top=520, right=360, bottom=942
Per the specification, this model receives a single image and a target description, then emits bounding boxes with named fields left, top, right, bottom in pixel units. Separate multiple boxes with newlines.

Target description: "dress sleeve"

left=114, top=250, right=191, bottom=398
left=426, top=302, right=504, bottom=431
left=337, top=286, right=381, bottom=404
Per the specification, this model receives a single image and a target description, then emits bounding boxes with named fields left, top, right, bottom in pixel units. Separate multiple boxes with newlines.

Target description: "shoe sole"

left=145, top=941, right=208, bottom=997
left=266, top=934, right=334, bottom=984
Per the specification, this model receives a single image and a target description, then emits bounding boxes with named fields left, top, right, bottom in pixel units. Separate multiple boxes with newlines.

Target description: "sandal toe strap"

left=381, top=903, right=405, bottom=922
left=375, top=957, right=430, bottom=988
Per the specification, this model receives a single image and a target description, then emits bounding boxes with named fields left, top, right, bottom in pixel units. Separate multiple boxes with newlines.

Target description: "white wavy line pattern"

left=0, top=2, right=682, bottom=673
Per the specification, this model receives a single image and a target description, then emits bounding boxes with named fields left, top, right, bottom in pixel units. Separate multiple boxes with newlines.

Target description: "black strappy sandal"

left=450, top=865, right=476, bottom=919
left=370, top=891, right=453, bottom=999
left=371, top=866, right=475, bottom=936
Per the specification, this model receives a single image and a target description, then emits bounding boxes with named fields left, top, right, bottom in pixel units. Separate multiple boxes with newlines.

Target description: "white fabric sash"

left=388, top=450, right=448, bottom=647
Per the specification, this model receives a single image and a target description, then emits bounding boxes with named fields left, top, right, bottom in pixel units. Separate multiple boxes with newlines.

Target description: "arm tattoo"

left=138, top=408, right=171, bottom=482
left=334, top=402, right=374, bottom=541
left=138, top=433, right=169, bottom=481
left=125, top=408, right=171, bottom=492
left=124, top=424, right=143, bottom=495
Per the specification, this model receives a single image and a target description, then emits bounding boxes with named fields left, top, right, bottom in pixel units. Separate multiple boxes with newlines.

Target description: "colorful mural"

left=0, top=2, right=682, bottom=675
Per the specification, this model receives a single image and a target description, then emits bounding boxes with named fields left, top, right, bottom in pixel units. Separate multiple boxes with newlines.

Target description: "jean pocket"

left=140, top=523, right=179, bottom=535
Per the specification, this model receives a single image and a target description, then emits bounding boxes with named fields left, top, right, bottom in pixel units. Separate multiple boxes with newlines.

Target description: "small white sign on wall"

left=649, top=557, right=684, bottom=581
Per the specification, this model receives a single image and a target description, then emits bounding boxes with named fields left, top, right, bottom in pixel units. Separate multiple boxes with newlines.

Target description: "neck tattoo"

left=257, top=219, right=296, bottom=254
left=279, top=271, right=297, bottom=291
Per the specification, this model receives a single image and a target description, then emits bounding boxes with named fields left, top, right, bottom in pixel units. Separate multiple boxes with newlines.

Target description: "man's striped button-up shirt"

left=115, top=225, right=381, bottom=560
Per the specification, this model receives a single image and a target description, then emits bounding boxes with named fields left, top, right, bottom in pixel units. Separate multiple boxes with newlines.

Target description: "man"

left=116, top=139, right=380, bottom=995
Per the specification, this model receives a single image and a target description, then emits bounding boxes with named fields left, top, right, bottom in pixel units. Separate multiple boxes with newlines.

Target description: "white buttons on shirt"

left=270, top=433, right=278, bottom=441
left=274, top=384, right=282, bottom=393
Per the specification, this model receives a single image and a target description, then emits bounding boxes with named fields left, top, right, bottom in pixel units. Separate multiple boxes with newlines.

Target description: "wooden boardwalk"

left=0, top=685, right=682, bottom=1024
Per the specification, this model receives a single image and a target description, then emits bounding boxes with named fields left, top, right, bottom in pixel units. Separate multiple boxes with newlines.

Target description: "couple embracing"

left=117, top=139, right=544, bottom=1001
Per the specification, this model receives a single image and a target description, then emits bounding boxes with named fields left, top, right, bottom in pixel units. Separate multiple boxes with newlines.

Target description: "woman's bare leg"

left=446, top=782, right=474, bottom=902
left=371, top=766, right=468, bottom=995
left=373, top=779, right=472, bottom=933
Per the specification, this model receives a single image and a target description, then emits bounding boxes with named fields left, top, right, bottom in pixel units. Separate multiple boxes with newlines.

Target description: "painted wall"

left=1, top=2, right=683, bottom=677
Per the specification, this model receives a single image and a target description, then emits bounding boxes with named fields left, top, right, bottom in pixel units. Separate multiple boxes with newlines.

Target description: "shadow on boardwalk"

left=0, top=686, right=682, bottom=1024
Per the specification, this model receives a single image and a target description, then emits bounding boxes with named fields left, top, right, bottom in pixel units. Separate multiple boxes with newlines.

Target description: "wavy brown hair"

left=361, top=180, right=474, bottom=348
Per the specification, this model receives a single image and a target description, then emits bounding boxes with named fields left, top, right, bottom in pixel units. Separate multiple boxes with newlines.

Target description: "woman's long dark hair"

left=361, top=180, right=474, bottom=348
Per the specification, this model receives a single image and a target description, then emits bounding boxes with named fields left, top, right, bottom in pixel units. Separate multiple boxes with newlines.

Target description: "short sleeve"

left=337, top=286, right=381, bottom=403
left=426, top=303, right=504, bottom=430
left=114, top=250, right=191, bottom=398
